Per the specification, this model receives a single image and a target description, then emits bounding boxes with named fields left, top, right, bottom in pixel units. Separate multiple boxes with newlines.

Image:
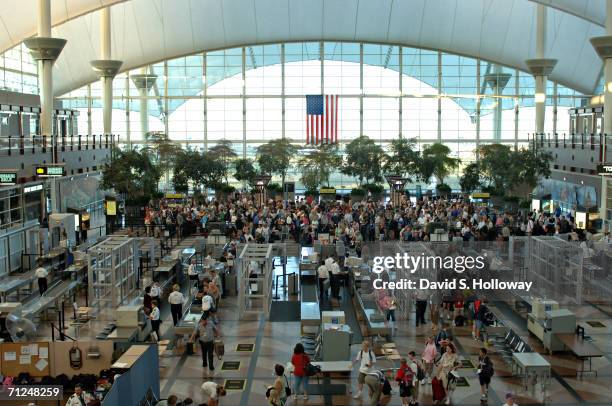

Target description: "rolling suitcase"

left=214, top=339, right=225, bottom=359
left=432, top=377, right=446, bottom=402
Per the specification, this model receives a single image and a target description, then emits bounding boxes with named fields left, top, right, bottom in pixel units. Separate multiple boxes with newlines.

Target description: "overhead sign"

left=35, top=165, right=65, bottom=177
left=597, top=164, right=612, bottom=176
left=0, top=171, right=17, bottom=186
left=319, top=188, right=336, bottom=194
left=472, top=192, right=490, bottom=199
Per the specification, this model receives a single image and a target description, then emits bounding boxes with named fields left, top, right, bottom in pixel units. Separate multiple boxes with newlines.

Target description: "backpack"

left=416, top=363, right=426, bottom=381
left=400, top=365, right=414, bottom=385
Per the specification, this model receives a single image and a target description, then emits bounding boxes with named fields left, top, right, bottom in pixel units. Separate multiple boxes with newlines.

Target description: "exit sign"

left=0, top=172, right=17, bottom=186
left=35, top=165, right=65, bottom=177
left=597, top=164, right=612, bottom=176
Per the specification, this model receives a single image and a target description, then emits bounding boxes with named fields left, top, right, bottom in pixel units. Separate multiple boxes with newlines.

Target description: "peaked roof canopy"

left=0, top=0, right=605, bottom=96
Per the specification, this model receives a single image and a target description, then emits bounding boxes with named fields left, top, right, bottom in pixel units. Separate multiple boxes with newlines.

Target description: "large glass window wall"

left=57, top=41, right=591, bottom=166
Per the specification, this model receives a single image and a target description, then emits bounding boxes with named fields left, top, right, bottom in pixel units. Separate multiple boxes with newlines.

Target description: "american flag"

left=306, top=95, right=339, bottom=144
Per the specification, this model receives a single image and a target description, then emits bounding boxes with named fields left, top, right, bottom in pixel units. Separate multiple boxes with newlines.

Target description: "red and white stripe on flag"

left=306, top=94, right=339, bottom=145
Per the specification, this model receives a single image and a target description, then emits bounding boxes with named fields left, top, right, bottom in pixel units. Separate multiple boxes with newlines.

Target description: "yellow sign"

left=472, top=192, right=490, bottom=199
left=319, top=188, right=336, bottom=194
left=165, top=193, right=185, bottom=199
left=105, top=200, right=116, bottom=216
left=36, top=167, right=44, bottom=174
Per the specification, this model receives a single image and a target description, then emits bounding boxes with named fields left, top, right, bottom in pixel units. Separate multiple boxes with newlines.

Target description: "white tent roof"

left=0, top=0, right=606, bottom=96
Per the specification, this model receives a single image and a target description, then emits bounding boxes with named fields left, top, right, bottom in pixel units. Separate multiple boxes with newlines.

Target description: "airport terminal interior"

left=2, top=1, right=612, bottom=405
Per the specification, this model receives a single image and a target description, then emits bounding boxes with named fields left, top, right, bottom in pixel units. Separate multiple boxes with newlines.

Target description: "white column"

left=139, top=68, right=149, bottom=139
left=38, top=0, right=52, bottom=137
left=535, top=4, right=546, bottom=134
left=25, top=0, right=67, bottom=215
left=591, top=0, right=612, bottom=223
left=101, top=8, right=112, bottom=135
left=90, top=7, right=122, bottom=137
left=526, top=4, right=556, bottom=137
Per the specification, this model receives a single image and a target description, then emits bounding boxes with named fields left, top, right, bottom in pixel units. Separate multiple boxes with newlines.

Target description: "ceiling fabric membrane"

left=0, top=0, right=605, bottom=95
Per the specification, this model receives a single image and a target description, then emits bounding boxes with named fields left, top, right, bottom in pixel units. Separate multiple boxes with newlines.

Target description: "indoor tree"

left=420, top=142, right=460, bottom=184
left=383, top=137, right=420, bottom=182
left=341, top=135, right=385, bottom=186
left=101, top=148, right=161, bottom=205
left=234, top=158, right=258, bottom=188
left=142, top=131, right=183, bottom=188
left=256, top=138, right=298, bottom=188
left=512, top=147, right=552, bottom=198
left=208, top=139, right=238, bottom=184
left=459, top=162, right=482, bottom=195
left=476, top=144, right=518, bottom=195
left=298, top=143, right=342, bottom=192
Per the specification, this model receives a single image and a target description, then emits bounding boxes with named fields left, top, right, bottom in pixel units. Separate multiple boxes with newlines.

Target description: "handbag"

left=303, top=355, right=320, bottom=377
left=284, top=375, right=292, bottom=397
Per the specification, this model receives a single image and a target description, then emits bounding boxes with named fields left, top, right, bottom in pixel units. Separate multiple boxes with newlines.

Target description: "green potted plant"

left=435, top=183, right=452, bottom=197
left=350, top=187, right=367, bottom=200
left=266, top=182, right=283, bottom=198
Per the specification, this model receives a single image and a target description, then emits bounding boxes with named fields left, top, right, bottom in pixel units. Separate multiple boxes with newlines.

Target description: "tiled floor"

left=26, top=237, right=612, bottom=405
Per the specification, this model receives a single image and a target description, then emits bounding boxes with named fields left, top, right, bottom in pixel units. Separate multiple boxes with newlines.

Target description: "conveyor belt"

left=21, top=279, right=81, bottom=318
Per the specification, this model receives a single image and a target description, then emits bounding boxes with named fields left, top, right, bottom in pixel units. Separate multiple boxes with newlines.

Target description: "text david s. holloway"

left=373, top=278, right=533, bottom=292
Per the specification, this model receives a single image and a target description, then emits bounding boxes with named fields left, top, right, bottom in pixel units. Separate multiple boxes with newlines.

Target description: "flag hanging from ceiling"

left=306, top=95, right=338, bottom=145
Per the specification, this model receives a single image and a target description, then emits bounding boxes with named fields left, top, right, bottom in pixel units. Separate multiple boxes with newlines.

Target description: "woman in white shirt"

left=150, top=282, right=162, bottom=310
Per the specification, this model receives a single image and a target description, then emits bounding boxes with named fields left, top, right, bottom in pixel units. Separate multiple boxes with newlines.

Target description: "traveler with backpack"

left=477, top=348, right=494, bottom=400
left=395, top=356, right=419, bottom=406
left=408, top=351, right=425, bottom=404
left=290, top=343, right=310, bottom=401
left=267, top=364, right=290, bottom=406
left=353, top=341, right=376, bottom=399
left=474, top=300, right=490, bottom=341
left=421, top=336, right=437, bottom=383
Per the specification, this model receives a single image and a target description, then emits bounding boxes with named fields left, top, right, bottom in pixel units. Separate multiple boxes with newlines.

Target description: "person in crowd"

left=317, top=261, right=330, bottom=300
left=353, top=340, right=376, bottom=399
left=395, top=357, right=415, bottom=406
left=148, top=300, right=161, bottom=341
left=326, top=257, right=342, bottom=299
left=407, top=351, right=422, bottom=404
left=156, top=395, right=178, bottom=406
left=414, top=289, right=429, bottom=327
left=503, top=392, right=518, bottom=406
left=190, top=315, right=220, bottom=371
left=143, top=286, right=153, bottom=314
left=267, top=364, right=289, bottom=406
left=208, top=280, right=222, bottom=310
left=35, top=264, right=49, bottom=296
left=65, top=383, right=94, bottom=406
left=436, top=343, right=459, bottom=405
left=201, top=285, right=215, bottom=319
left=382, top=295, right=397, bottom=336
left=168, top=284, right=186, bottom=326
left=200, top=381, right=226, bottom=406
left=150, top=281, right=162, bottom=310
left=188, top=259, right=198, bottom=283
left=478, top=348, right=494, bottom=401
left=474, top=299, right=490, bottom=341
left=422, top=336, right=437, bottom=383
left=290, top=343, right=310, bottom=401
left=364, top=369, right=392, bottom=406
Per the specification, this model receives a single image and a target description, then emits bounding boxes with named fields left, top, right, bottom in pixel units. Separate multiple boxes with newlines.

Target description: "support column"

left=90, top=7, right=122, bottom=136
left=483, top=69, right=511, bottom=142
left=590, top=0, right=612, bottom=223
left=131, top=69, right=157, bottom=146
left=24, top=0, right=67, bottom=215
left=526, top=4, right=557, bottom=137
